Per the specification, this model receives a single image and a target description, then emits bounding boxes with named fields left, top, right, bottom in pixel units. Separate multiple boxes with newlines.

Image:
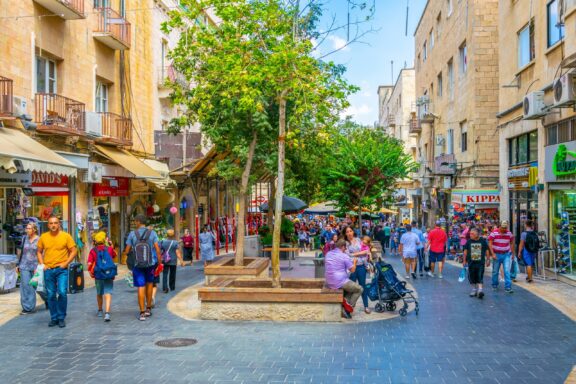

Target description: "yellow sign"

left=528, top=166, right=538, bottom=187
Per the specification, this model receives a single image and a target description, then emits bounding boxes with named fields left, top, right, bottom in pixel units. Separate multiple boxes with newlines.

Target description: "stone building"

left=378, top=68, right=421, bottom=223
left=413, top=0, right=500, bottom=226
left=497, top=0, right=576, bottom=283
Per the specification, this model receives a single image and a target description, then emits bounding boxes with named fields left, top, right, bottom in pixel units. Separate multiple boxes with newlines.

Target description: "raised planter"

left=198, top=277, right=343, bottom=322
left=203, top=256, right=269, bottom=284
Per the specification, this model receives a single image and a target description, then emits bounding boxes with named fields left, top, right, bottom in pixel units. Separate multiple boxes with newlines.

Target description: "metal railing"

left=35, top=93, right=85, bottom=134
left=0, top=76, right=13, bottom=116
left=95, top=7, right=131, bottom=48
left=61, top=0, right=84, bottom=15
left=100, top=112, right=133, bottom=146
left=158, top=65, right=188, bottom=88
left=409, top=116, right=421, bottom=135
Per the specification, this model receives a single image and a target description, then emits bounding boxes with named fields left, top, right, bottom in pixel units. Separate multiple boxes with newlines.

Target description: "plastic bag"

left=29, top=264, right=45, bottom=293
left=458, top=266, right=467, bottom=283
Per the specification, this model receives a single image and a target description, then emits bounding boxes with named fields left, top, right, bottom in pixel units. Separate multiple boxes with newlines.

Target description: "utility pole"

left=182, top=123, right=188, bottom=168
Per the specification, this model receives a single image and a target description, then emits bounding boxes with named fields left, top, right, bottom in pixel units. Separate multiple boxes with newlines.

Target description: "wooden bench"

left=262, top=247, right=299, bottom=270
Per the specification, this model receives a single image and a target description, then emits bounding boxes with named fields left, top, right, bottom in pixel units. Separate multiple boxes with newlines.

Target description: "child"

left=361, top=235, right=377, bottom=262
left=88, top=231, right=117, bottom=322
left=390, top=230, right=399, bottom=256
left=463, top=227, right=490, bottom=299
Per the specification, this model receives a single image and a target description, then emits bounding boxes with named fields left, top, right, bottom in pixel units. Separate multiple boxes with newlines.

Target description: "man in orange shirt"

left=37, top=215, right=77, bottom=328
left=426, top=220, right=448, bottom=278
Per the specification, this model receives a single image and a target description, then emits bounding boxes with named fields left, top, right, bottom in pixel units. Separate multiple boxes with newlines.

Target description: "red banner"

left=32, top=172, right=69, bottom=188
left=92, top=177, right=130, bottom=197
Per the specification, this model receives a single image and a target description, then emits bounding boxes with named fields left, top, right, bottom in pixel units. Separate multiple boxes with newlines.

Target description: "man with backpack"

left=87, top=231, right=117, bottom=322
left=517, top=220, right=539, bottom=283
left=122, top=214, right=162, bottom=321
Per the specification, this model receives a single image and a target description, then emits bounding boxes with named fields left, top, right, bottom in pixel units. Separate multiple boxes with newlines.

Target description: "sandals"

left=139, top=312, right=146, bottom=321
left=144, top=308, right=152, bottom=317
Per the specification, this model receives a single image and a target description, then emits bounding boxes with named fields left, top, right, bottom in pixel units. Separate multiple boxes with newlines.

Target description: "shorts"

left=468, top=263, right=485, bottom=285
left=429, top=251, right=445, bottom=263
left=299, top=239, right=308, bottom=247
left=132, top=266, right=156, bottom=287
left=95, top=279, right=114, bottom=295
left=522, top=249, right=536, bottom=267
left=402, top=253, right=417, bottom=259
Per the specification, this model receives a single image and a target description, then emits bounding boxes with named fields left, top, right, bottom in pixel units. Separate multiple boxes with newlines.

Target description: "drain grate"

left=155, top=338, right=198, bottom=348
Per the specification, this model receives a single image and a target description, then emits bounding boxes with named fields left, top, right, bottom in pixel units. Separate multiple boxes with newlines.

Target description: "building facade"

left=414, top=0, right=500, bottom=226
left=497, top=0, right=576, bottom=281
left=378, top=69, right=421, bottom=223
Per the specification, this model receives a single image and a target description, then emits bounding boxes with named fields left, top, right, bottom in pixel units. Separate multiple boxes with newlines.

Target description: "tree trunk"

left=357, top=205, right=363, bottom=236
left=267, top=182, right=275, bottom=230
left=235, top=129, right=258, bottom=266
left=271, top=93, right=288, bottom=287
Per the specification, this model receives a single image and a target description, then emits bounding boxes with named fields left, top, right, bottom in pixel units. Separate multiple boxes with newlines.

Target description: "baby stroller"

left=366, top=261, right=419, bottom=317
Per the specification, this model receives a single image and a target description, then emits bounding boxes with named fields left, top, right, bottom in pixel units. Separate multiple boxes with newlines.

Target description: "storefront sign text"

left=507, top=167, right=529, bottom=178
left=465, top=195, right=500, bottom=204
left=92, top=177, right=130, bottom=197
left=32, top=172, right=69, bottom=187
left=553, top=144, right=576, bottom=176
left=0, top=170, right=32, bottom=186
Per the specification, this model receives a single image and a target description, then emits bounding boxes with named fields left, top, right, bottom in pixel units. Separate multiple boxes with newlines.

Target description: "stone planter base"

left=198, top=278, right=343, bottom=322
left=204, top=256, right=269, bottom=285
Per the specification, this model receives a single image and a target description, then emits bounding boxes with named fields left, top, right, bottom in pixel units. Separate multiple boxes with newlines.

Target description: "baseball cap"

left=500, top=220, right=509, bottom=228
left=435, top=220, right=442, bottom=226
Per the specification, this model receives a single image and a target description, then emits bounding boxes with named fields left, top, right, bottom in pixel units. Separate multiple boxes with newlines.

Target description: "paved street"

left=0, top=255, right=574, bottom=384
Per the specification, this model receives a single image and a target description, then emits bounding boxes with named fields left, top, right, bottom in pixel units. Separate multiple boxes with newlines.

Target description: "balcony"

left=0, top=76, right=13, bottom=117
left=417, top=102, right=436, bottom=123
left=93, top=8, right=131, bottom=50
left=35, top=93, right=85, bottom=135
left=158, top=65, right=189, bottom=89
left=33, top=0, right=85, bottom=20
left=387, top=115, right=396, bottom=127
left=409, top=115, right=421, bottom=136
left=99, top=112, right=133, bottom=147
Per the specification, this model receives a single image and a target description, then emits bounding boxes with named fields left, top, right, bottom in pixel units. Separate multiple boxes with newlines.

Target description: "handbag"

left=162, top=241, right=175, bottom=264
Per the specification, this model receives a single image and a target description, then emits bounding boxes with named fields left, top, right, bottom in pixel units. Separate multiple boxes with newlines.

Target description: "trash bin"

left=0, top=254, right=18, bottom=294
left=313, top=256, right=325, bottom=278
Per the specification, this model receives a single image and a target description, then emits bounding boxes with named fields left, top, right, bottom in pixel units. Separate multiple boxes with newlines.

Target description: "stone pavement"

left=0, top=253, right=575, bottom=384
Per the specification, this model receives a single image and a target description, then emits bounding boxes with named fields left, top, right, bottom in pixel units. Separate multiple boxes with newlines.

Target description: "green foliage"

left=321, top=125, right=417, bottom=215
left=281, top=217, right=295, bottom=241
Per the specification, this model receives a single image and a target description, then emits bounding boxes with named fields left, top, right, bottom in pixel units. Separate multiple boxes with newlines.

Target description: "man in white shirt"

left=399, top=224, right=421, bottom=279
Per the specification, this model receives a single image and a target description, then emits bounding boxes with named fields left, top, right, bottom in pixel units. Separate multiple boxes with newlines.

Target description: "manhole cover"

left=155, top=338, right=197, bottom=348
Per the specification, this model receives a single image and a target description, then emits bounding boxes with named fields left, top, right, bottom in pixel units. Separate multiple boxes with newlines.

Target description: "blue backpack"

left=94, top=247, right=118, bottom=280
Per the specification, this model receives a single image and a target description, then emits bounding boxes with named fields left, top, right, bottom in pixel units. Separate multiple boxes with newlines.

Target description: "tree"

left=321, top=125, right=417, bottom=227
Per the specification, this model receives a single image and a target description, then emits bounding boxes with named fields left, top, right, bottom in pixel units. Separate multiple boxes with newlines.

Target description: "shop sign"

left=0, top=170, right=32, bottom=186
left=434, top=154, right=456, bottom=175
left=451, top=190, right=500, bottom=205
left=32, top=172, right=69, bottom=187
left=507, top=165, right=537, bottom=190
left=546, top=142, right=576, bottom=182
left=92, top=177, right=130, bottom=197
left=507, top=167, right=530, bottom=178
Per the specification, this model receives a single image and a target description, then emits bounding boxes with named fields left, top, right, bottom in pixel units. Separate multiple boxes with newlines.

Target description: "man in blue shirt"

left=123, top=214, right=162, bottom=321
left=411, top=221, right=426, bottom=277
left=320, top=224, right=336, bottom=246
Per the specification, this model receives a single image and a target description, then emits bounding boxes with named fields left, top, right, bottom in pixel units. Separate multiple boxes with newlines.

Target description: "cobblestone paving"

left=0, top=254, right=575, bottom=384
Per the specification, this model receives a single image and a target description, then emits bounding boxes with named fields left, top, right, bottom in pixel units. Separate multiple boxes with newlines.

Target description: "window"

left=430, top=83, right=434, bottom=101
left=518, top=23, right=535, bottom=68
left=447, top=0, right=453, bottom=16
left=459, top=41, right=467, bottom=76
left=423, top=41, right=427, bottom=62
left=547, top=0, right=565, bottom=47
left=93, top=0, right=109, bottom=7
left=95, top=82, right=108, bottom=113
left=447, top=128, right=454, bottom=154
left=460, top=121, right=468, bottom=152
left=417, top=54, right=421, bottom=71
left=429, top=29, right=434, bottom=50
left=447, top=59, right=454, bottom=100
left=161, top=39, right=168, bottom=69
left=509, top=131, right=538, bottom=165
left=437, top=72, right=443, bottom=97
left=36, top=56, right=56, bottom=93
left=436, top=12, right=442, bottom=42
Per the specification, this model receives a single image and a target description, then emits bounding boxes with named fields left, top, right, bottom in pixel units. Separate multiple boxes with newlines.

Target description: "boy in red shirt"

left=426, top=221, right=448, bottom=278
left=88, top=231, right=117, bottom=322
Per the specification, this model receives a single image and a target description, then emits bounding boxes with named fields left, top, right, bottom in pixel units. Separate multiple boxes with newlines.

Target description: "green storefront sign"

left=553, top=144, right=576, bottom=176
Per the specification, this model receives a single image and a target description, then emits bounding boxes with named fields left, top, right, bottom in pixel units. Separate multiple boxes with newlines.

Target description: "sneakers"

left=419, top=273, right=424, bottom=277
left=427, top=271, right=434, bottom=277
left=97, top=310, right=103, bottom=318
left=342, top=299, right=354, bottom=313
left=104, top=313, right=111, bottom=322
left=478, top=291, right=485, bottom=299
left=411, top=272, right=417, bottom=279
left=405, top=274, right=411, bottom=279
left=58, top=319, right=66, bottom=328
left=505, top=288, right=514, bottom=294
left=438, top=274, right=443, bottom=279
left=341, top=308, right=352, bottom=319
left=492, top=286, right=498, bottom=291
left=20, top=310, right=34, bottom=315
left=469, top=290, right=477, bottom=297
left=48, top=320, right=59, bottom=327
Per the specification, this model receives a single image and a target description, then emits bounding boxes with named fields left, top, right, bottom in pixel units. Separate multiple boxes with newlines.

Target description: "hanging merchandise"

left=556, top=212, right=572, bottom=274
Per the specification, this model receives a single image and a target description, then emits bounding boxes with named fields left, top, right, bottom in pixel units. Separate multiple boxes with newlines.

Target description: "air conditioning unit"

left=435, top=134, right=445, bottom=145
left=553, top=73, right=575, bottom=107
left=417, top=95, right=430, bottom=106
left=85, top=112, right=102, bottom=137
left=13, top=96, right=27, bottom=116
left=523, top=91, right=546, bottom=119
left=81, top=162, right=103, bottom=183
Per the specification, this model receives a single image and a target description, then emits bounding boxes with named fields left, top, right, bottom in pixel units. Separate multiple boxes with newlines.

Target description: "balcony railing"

left=409, top=116, right=421, bottom=135
left=387, top=115, right=396, bottom=127
left=33, top=0, right=85, bottom=20
left=0, top=76, right=13, bottom=117
left=158, top=65, right=189, bottom=89
left=35, top=93, right=85, bottom=135
left=99, top=112, right=133, bottom=146
left=94, top=7, right=131, bottom=50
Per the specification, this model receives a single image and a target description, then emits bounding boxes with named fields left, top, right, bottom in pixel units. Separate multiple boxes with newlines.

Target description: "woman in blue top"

left=17, top=222, right=45, bottom=314
left=343, top=225, right=371, bottom=314
left=199, top=225, right=216, bottom=266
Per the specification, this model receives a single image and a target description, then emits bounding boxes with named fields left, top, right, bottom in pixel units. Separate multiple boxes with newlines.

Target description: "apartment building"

left=414, top=0, right=500, bottom=226
left=378, top=69, right=420, bottom=222
left=498, top=0, right=576, bottom=282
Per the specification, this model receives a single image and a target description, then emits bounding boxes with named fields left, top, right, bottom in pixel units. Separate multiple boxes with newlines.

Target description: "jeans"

left=20, top=268, right=37, bottom=312
left=510, top=257, right=520, bottom=280
left=416, top=249, right=425, bottom=273
left=349, top=265, right=368, bottom=308
left=383, top=236, right=390, bottom=249
left=162, top=265, right=177, bottom=291
left=44, top=267, right=68, bottom=321
left=491, top=252, right=512, bottom=290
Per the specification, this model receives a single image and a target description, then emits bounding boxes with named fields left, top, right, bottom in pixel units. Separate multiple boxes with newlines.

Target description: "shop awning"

left=142, top=159, right=176, bottom=188
left=95, top=145, right=161, bottom=179
left=0, top=127, right=77, bottom=176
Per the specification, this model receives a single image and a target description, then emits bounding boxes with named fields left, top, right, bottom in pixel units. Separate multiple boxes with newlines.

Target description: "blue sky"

left=312, top=0, right=427, bottom=125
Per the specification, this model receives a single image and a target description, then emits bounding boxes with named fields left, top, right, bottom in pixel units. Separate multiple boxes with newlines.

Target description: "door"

left=0, top=199, right=5, bottom=254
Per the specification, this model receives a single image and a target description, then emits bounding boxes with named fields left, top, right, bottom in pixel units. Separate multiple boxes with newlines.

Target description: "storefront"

left=91, top=176, right=130, bottom=253
left=507, top=164, right=539, bottom=240
left=545, top=141, right=576, bottom=278
left=450, top=190, right=500, bottom=222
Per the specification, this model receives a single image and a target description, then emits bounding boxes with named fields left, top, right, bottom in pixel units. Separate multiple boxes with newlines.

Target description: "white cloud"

left=327, top=35, right=350, bottom=52
left=340, top=103, right=372, bottom=119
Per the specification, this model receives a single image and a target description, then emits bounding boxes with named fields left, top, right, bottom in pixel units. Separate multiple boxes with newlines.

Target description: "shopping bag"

left=510, top=258, right=519, bottom=279
left=29, top=264, right=45, bottom=293
left=458, top=266, right=467, bottom=283
left=424, top=251, right=430, bottom=271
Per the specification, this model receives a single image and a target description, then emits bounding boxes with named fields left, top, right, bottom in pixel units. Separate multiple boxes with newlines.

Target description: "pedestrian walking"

left=199, top=225, right=216, bottom=266
left=517, top=220, right=539, bottom=283
left=324, top=239, right=362, bottom=319
left=37, top=215, right=77, bottom=328
left=181, top=228, right=194, bottom=266
left=323, top=233, right=339, bottom=256
left=463, top=228, right=491, bottom=299
left=161, top=229, right=184, bottom=293
left=87, top=231, right=117, bottom=322
left=399, top=224, right=420, bottom=279
left=411, top=221, right=425, bottom=277
left=122, top=214, right=163, bottom=321
left=390, top=229, right=399, bottom=256
left=343, top=225, right=371, bottom=314
left=383, top=223, right=391, bottom=249
left=488, top=220, right=515, bottom=293
left=427, top=220, right=448, bottom=278
left=17, top=222, right=44, bottom=314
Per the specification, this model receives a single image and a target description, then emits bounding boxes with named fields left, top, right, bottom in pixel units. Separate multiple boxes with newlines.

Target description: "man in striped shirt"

left=488, top=220, right=515, bottom=293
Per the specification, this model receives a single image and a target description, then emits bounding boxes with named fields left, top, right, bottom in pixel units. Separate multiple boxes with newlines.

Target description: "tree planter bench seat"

left=204, top=256, right=270, bottom=284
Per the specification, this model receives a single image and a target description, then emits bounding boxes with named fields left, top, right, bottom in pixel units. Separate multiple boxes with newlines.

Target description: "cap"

left=435, top=220, right=442, bottom=226
left=500, top=220, right=509, bottom=228
left=93, top=231, right=106, bottom=244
